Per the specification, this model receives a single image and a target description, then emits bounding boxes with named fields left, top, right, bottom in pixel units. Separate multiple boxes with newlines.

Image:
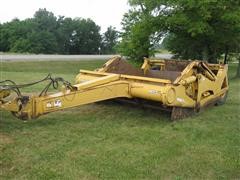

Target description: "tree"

left=102, top=26, right=119, bottom=54
left=236, top=55, right=240, bottom=78
left=55, top=17, right=76, bottom=54
left=118, top=2, right=159, bottom=60
left=0, top=9, right=103, bottom=55
left=29, top=8, right=58, bottom=54
left=0, top=19, right=21, bottom=52
left=0, top=22, right=10, bottom=51
left=33, top=8, right=57, bottom=32
left=0, top=18, right=36, bottom=52
left=0, top=9, right=59, bottom=54
left=164, top=0, right=240, bottom=63
left=120, top=0, right=240, bottom=64
left=69, top=18, right=102, bottom=54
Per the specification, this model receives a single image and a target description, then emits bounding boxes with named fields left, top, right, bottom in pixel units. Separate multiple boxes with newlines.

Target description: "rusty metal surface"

left=146, top=70, right=181, bottom=82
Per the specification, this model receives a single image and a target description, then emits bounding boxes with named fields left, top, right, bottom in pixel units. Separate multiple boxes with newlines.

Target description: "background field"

left=0, top=60, right=239, bottom=179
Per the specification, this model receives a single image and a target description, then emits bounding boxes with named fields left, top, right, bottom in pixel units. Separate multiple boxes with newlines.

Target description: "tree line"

left=0, top=8, right=119, bottom=54
left=1, top=3, right=240, bottom=77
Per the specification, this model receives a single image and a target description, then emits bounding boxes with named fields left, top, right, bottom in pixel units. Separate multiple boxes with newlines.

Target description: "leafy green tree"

left=30, top=8, right=58, bottom=53
left=0, top=23, right=10, bottom=51
left=118, top=2, right=157, bottom=60
left=237, top=55, right=240, bottom=78
left=0, top=9, right=103, bottom=55
left=0, top=18, right=35, bottom=52
left=69, top=18, right=102, bottom=54
left=120, top=0, right=240, bottom=64
left=33, top=8, right=58, bottom=32
left=29, top=31, right=58, bottom=54
left=10, top=38, right=32, bottom=53
left=55, top=16, right=76, bottom=54
left=0, top=19, right=21, bottom=52
left=102, top=26, right=119, bottom=54
left=0, top=9, right=59, bottom=54
left=164, top=0, right=240, bottom=63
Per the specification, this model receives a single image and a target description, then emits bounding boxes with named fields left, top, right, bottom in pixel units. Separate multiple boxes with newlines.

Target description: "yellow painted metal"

left=97, top=56, right=120, bottom=72
left=77, top=70, right=172, bottom=84
left=173, top=61, right=197, bottom=84
left=141, top=59, right=151, bottom=74
left=0, top=90, right=10, bottom=99
left=35, top=81, right=131, bottom=118
left=0, top=57, right=229, bottom=120
left=74, top=74, right=120, bottom=90
left=141, top=58, right=166, bottom=73
left=179, top=76, right=197, bottom=85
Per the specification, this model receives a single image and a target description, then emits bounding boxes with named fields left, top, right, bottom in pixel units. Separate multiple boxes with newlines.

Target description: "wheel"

left=11, top=111, right=29, bottom=120
left=216, top=91, right=228, bottom=106
left=171, top=107, right=195, bottom=121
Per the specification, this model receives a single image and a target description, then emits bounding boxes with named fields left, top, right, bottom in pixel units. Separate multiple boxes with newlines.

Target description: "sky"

left=0, top=0, right=130, bottom=32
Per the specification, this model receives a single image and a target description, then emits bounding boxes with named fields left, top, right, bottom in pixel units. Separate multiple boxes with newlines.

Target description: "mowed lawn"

left=0, top=60, right=239, bottom=179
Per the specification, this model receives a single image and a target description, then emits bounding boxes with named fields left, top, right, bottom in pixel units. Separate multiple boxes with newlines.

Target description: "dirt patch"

left=0, top=134, right=14, bottom=145
left=105, top=57, right=143, bottom=76
left=146, top=70, right=181, bottom=82
left=104, top=58, right=189, bottom=82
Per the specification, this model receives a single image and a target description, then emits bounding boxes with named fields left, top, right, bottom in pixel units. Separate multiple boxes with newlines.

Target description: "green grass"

left=0, top=61, right=240, bottom=179
left=156, top=49, right=171, bottom=54
left=0, top=61, right=105, bottom=92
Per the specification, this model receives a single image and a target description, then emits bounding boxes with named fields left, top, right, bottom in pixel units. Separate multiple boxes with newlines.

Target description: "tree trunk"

left=224, top=46, right=229, bottom=64
left=236, top=56, right=240, bottom=78
left=208, top=53, right=218, bottom=64
left=205, top=45, right=218, bottom=64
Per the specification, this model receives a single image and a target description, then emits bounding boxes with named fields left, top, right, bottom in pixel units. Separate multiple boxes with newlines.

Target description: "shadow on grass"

left=0, top=99, right=173, bottom=133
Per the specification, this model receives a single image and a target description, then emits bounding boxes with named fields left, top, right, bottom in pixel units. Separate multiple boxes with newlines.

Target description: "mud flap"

left=171, top=107, right=195, bottom=121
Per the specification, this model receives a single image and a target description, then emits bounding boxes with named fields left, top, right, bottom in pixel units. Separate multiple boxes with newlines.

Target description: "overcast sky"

left=0, top=0, right=130, bottom=32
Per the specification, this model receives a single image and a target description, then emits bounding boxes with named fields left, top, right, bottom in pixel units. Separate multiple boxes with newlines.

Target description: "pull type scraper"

left=0, top=57, right=228, bottom=120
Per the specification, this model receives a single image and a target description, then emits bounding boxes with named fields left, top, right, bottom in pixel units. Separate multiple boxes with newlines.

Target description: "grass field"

left=0, top=60, right=239, bottom=179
